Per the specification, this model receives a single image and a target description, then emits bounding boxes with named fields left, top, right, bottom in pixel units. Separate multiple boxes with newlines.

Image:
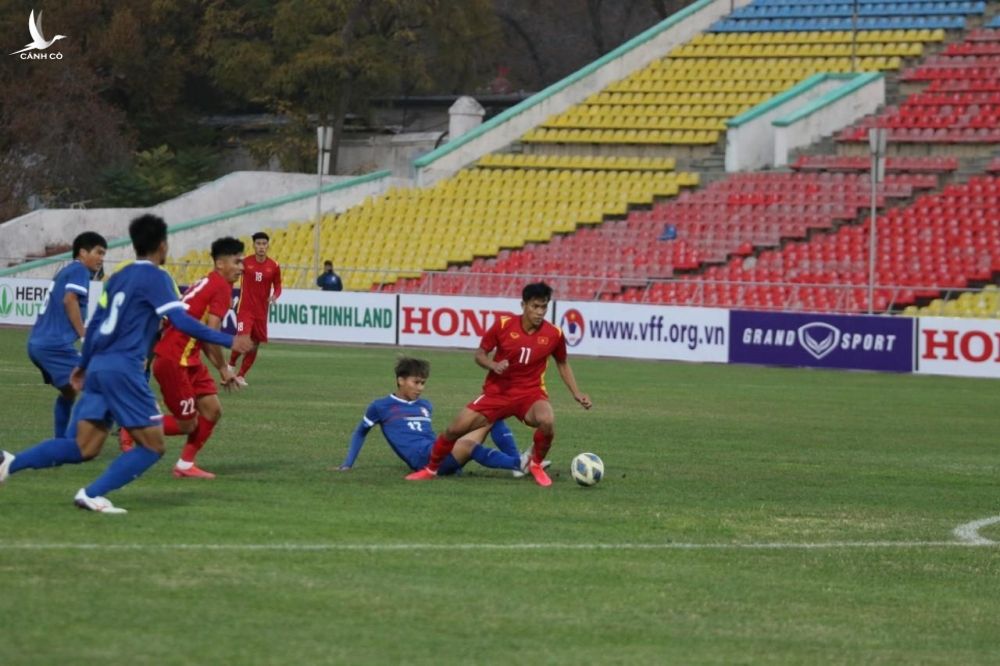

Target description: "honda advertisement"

left=729, top=310, right=914, bottom=372
left=917, top=317, right=1000, bottom=378
left=397, top=294, right=552, bottom=349
left=555, top=301, right=728, bottom=363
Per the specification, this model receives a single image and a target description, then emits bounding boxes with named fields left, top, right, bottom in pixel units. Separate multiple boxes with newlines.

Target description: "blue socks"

left=53, top=395, right=73, bottom=438
left=86, top=446, right=162, bottom=498
left=10, top=437, right=84, bottom=473
left=470, top=444, right=520, bottom=470
left=489, top=423, right=520, bottom=458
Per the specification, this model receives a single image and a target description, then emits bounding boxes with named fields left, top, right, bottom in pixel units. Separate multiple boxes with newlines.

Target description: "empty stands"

left=173, top=156, right=697, bottom=290
left=838, top=28, right=1000, bottom=144
left=391, top=172, right=937, bottom=301
left=629, top=176, right=1000, bottom=313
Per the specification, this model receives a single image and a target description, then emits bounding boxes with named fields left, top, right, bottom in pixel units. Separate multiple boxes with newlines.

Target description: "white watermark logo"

left=10, top=9, right=65, bottom=59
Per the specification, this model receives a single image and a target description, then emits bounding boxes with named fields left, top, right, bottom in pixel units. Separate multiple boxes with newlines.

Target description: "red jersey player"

left=406, top=282, right=592, bottom=486
left=121, top=237, right=246, bottom=479
left=229, top=231, right=282, bottom=385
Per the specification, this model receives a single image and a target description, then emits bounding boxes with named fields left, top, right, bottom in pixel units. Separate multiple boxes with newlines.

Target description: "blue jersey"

left=29, top=260, right=91, bottom=348
left=343, top=394, right=515, bottom=470
left=80, top=261, right=186, bottom=373
left=358, top=394, right=435, bottom=467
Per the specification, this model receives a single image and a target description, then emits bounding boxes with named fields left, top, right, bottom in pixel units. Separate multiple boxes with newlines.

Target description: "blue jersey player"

left=27, top=231, right=107, bottom=437
left=338, top=357, right=526, bottom=475
left=0, top=214, right=254, bottom=514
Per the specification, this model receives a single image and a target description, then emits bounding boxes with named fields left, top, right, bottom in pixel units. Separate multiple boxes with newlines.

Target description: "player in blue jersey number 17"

left=0, top=215, right=254, bottom=514
left=337, top=357, right=527, bottom=476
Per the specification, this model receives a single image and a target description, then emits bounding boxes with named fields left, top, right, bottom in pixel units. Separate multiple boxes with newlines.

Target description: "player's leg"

left=1, top=375, right=118, bottom=482
left=406, top=407, right=491, bottom=480
left=2, top=417, right=105, bottom=483
left=76, top=424, right=164, bottom=514
left=28, top=344, right=79, bottom=437
left=173, top=389, right=222, bottom=479
left=522, top=399, right=556, bottom=487
left=122, top=357, right=198, bottom=452
left=236, top=318, right=266, bottom=381
left=75, top=371, right=169, bottom=513
left=454, top=426, right=521, bottom=471
left=54, top=384, right=77, bottom=439
left=229, top=316, right=249, bottom=373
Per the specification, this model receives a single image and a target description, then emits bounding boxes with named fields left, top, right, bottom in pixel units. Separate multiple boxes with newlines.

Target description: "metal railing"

left=159, top=263, right=998, bottom=318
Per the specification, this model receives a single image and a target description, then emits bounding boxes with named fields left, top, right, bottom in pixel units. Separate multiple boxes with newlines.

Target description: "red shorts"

left=152, top=356, right=218, bottom=419
left=236, top=313, right=268, bottom=343
left=467, top=390, right=549, bottom=423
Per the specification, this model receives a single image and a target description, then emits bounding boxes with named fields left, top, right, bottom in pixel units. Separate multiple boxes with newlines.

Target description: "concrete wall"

left=2, top=171, right=403, bottom=279
left=725, top=76, right=845, bottom=173
left=337, top=133, right=441, bottom=178
left=773, top=75, right=884, bottom=167
left=725, top=73, right=885, bottom=172
left=412, top=0, right=751, bottom=186
left=0, top=171, right=357, bottom=267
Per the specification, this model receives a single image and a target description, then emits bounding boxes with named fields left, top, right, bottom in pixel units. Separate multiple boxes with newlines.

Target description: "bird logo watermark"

left=10, top=10, right=66, bottom=59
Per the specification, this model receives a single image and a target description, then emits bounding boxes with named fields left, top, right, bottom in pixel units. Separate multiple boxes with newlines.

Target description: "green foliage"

left=200, top=0, right=500, bottom=170
left=96, top=145, right=220, bottom=207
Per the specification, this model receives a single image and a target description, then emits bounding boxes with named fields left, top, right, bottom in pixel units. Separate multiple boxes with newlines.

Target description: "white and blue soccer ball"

left=571, top=452, right=604, bottom=487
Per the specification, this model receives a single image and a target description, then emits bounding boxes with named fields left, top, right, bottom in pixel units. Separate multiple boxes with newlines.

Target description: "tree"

left=200, top=0, right=500, bottom=173
left=0, top=50, right=131, bottom=219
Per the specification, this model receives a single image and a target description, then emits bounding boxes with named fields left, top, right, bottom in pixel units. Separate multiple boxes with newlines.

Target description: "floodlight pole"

left=315, top=126, right=332, bottom=281
left=851, top=0, right=859, bottom=73
left=867, top=128, right=886, bottom=314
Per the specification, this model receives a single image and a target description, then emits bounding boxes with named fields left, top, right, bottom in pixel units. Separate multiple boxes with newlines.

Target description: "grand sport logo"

left=10, top=10, right=66, bottom=59
left=798, top=322, right=839, bottom=360
left=741, top=321, right=898, bottom=359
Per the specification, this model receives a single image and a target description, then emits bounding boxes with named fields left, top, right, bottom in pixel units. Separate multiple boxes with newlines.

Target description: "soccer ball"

left=571, top=452, right=604, bottom=487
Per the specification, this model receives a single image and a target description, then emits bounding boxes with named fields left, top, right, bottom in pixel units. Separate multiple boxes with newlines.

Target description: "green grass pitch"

left=1, top=325, right=999, bottom=664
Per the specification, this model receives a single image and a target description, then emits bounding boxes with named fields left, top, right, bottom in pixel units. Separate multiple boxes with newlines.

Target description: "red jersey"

left=154, top=271, right=233, bottom=367
left=237, top=255, right=282, bottom=317
left=480, top=315, right=567, bottom=397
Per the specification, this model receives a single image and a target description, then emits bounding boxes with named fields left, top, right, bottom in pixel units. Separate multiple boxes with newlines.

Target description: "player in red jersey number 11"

left=406, top=282, right=592, bottom=486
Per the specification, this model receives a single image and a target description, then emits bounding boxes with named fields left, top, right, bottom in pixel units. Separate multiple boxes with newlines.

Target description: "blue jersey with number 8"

left=81, top=261, right=185, bottom=373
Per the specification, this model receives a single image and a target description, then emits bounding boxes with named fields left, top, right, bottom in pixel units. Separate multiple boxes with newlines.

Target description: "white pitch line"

left=0, top=540, right=993, bottom=552
left=4, top=518, right=998, bottom=553
left=953, top=515, right=1000, bottom=545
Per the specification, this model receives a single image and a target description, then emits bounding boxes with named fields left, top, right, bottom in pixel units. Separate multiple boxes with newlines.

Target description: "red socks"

left=427, top=435, right=457, bottom=471
left=238, top=348, right=258, bottom=378
left=180, top=416, right=217, bottom=463
left=161, top=415, right=182, bottom=436
left=532, top=430, right=554, bottom=464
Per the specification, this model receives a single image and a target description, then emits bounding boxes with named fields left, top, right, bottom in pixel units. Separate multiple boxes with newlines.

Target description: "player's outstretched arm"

left=556, top=358, right=592, bottom=410
left=165, top=309, right=253, bottom=354
left=338, top=420, right=373, bottom=470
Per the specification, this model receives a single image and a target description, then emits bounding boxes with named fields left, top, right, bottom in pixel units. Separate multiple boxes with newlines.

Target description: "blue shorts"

left=72, top=368, right=163, bottom=430
left=28, top=342, right=80, bottom=388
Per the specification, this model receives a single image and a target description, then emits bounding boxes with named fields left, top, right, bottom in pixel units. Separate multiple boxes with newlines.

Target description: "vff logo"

left=798, top=322, right=840, bottom=360
left=10, top=10, right=66, bottom=59
left=559, top=308, right=586, bottom=347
